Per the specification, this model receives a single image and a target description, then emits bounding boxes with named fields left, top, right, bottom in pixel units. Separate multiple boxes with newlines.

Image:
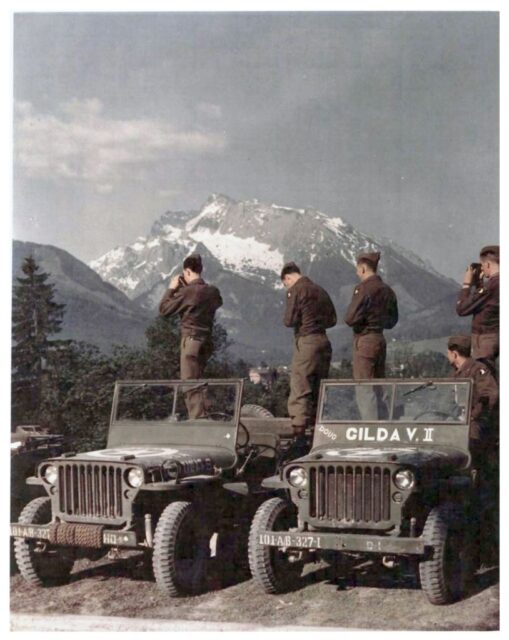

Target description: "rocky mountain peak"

left=89, top=193, right=463, bottom=359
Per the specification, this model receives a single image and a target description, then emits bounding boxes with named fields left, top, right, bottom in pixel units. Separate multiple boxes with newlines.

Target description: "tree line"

left=11, top=257, right=450, bottom=451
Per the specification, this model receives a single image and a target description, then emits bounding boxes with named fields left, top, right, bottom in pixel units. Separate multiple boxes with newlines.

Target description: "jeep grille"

left=309, top=464, right=391, bottom=525
left=56, top=463, right=126, bottom=524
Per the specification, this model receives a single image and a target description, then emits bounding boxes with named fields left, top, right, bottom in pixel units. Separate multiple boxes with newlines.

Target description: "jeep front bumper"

left=258, top=530, right=426, bottom=555
left=10, top=523, right=140, bottom=549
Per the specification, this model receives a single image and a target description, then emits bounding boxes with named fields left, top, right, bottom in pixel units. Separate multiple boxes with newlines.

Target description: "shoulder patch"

left=354, top=287, right=360, bottom=295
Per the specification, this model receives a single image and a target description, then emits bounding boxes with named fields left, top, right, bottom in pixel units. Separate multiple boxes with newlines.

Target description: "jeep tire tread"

left=152, top=501, right=211, bottom=597
left=248, top=497, right=303, bottom=594
left=419, top=505, right=474, bottom=605
left=14, top=497, right=74, bottom=587
left=240, top=404, right=275, bottom=419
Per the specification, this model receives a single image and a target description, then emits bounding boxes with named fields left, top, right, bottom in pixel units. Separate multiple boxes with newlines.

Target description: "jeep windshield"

left=319, top=380, right=471, bottom=424
left=107, top=379, right=243, bottom=451
left=314, top=380, right=472, bottom=453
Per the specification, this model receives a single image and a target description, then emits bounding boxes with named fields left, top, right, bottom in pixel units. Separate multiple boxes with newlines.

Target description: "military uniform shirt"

left=450, top=358, right=498, bottom=438
left=344, top=275, right=398, bottom=335
left=159, top=278, right=223, bottom=338
left=284, top=276, right=337, bottom=337
left=456, top=274, right=499, bottom=335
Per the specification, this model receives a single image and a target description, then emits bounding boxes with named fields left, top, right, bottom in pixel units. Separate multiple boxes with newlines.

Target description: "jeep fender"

left=261, top=475, right=287, bottom=490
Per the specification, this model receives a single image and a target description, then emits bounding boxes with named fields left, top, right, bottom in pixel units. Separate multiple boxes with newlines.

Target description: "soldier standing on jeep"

left=344, top=251, right=398, bottom=419
left=281, top=262, right=337, bottom=459
left=159, top=254, right=223, bottom=417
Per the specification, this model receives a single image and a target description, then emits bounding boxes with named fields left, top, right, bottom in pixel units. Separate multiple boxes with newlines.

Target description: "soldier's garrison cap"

left=480, top=245, right=499, bottom=259
left=447, top=334, right=472, bottom=352
left=356, top=251, right=381, bottom=269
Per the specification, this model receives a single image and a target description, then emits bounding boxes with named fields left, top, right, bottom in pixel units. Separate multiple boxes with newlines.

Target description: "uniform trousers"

left=352, top=333, right=387, bottom=421
left=180, top=335, right=213, bottom=419
left=288, top=333, right=332, bottom=431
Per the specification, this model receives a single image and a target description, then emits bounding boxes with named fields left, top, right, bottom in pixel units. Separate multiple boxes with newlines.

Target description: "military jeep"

left=249, top=378, right=490, bottom=605
left=11, top=379, right=290, bottom=596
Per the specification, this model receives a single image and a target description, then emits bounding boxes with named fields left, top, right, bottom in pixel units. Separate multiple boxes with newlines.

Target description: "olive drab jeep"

left=11, top=379, right=291, bottom=596
left=249, top=378, right=493, bottom=605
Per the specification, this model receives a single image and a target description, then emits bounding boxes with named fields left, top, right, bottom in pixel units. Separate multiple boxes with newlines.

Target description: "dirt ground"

left=10, top=551, right=499, bottom=631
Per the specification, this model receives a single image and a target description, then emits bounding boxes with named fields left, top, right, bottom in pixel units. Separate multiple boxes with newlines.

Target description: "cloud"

left=197, top=102, right=223, bottom=119
left=14, top=99, right=227, bottom=185
left=157, top=189, right=181, bottom=198
left=96, top=183, right=114, bottom=194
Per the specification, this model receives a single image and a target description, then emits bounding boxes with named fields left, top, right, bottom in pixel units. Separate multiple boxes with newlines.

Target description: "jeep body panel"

left=57, top=444, right=236, bottom=470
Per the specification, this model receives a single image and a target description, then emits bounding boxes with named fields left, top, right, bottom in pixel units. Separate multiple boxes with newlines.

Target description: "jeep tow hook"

left=382, top=555, right=398, bottom=569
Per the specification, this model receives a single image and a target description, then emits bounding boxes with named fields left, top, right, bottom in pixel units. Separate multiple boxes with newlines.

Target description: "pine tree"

left=11, top=256, right=66, bottom=424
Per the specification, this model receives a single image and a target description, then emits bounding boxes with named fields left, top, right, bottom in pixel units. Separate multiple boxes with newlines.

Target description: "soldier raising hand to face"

left=159, top=254, right=222, bottom=417
left=456, top=245, right=499, bottom=367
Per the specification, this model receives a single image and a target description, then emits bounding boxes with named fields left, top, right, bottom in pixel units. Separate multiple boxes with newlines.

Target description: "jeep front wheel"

left=152, top=501, right=211, bottom=597
left=419, top=505, right=474, bottom=605
left=248, top=497, right=303, bottom=593
left=14, top=497, right=75, bottom=586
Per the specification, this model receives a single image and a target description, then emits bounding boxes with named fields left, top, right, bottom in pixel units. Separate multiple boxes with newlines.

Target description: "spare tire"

left=240, top=404, right=274, bottom=419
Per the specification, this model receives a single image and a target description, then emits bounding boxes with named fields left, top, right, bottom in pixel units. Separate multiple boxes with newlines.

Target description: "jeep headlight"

left=394, top=469, right=415, bottom=490
left=42, top=464, right=58, bottom=485
left=126, top=467, right=144, bottom=488
left=288, top=467, right=308, bottom=488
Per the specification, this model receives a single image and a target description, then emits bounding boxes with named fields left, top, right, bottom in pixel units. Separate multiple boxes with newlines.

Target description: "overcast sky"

left=13, top=12, right=498, bottom=278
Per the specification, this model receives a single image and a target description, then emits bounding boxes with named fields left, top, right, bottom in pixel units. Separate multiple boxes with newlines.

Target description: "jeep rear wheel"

left=152, top=501, right=211, bottom=597
left=14, top=497, right=75, bottom=587
left=248, top=497, right=303, bottom=593
left=419, top=505, right=475, bottom=605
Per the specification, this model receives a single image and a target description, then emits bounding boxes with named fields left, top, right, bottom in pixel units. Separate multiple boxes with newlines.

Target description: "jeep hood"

left=301, top=446, right=470, bottom=471
left=60, top=445, right=236, bottom=470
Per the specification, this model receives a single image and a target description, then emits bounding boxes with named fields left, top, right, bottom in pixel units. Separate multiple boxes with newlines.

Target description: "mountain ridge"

left=12, top=240, right=153, bottom=352
left=90, top=194, right=468, bottom=358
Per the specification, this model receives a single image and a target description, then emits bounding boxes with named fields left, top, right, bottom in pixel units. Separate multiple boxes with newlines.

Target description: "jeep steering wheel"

left=413, top=410, right=451, bottom=421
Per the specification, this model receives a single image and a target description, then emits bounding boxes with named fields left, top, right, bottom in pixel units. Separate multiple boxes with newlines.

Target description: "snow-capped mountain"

left=90, top=194, right=467, bottom=360
left=92, top=194, right=378, bottom=296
